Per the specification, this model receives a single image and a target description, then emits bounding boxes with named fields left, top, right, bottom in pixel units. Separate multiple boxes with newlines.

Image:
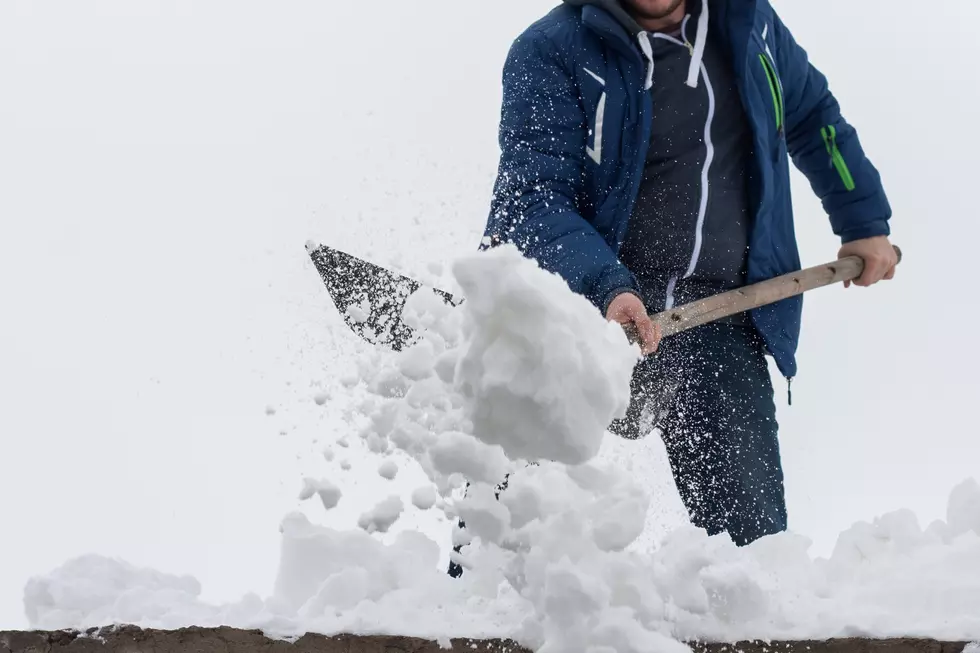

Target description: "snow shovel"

left=307, top=241, right=902, bottom=352
left=617, top=245, right=902, bottom=345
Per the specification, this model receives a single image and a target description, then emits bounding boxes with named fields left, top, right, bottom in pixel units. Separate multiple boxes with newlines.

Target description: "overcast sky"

left=2, top=0, right=978, bottom=630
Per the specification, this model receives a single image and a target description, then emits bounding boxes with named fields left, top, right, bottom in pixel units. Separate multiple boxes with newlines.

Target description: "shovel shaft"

left=624, top=246, right=902, bottom=342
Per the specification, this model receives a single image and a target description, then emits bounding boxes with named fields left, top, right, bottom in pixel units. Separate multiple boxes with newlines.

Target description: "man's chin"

left=624, top=0, right=685, bottom=21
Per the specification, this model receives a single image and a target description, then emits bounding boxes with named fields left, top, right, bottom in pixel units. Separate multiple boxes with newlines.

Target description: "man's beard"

left=624, top=0, right=686, bottom=21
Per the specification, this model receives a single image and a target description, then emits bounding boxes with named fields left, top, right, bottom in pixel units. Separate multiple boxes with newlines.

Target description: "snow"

left=412, top=486, right=439, bottom=511
left=947, top=479, right=980, bottom=539
left=23, top=556, right=204, bottom=630
left=297, top=478, right=342, bottom=512
left=21, top=246, right=980, bottom=647
left=357, top=496, right=405, bottom=535
left=428, top=431, right=511, bottom=488
left=377, top=459, right=399, bottom=480
left=345, top=300, right=372, bottom=325
left=451, top=251, right=639, bottom=466
left=4, top=0, right=980, bottom=642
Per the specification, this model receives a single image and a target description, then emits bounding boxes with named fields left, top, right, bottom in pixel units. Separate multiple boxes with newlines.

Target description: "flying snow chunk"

left=298, top=478, right=342, bottom=511
left=451, top=245, right=639, bottom=465
left=428, top=431, right=509, bottom=486
left=357, top=496, right=404, bottom=534
left=411, top=485, right=438, bottom=511
left=378, top=459, right=399, bottom=480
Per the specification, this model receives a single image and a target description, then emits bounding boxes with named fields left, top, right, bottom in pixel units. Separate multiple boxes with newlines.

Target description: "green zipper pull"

left=821, top=125, right=856, bottom=191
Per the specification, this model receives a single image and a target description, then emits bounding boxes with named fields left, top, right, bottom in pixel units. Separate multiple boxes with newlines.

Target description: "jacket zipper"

left=648, top=17, right=717, bottom=310
left=820, top=125, right=856, bottom=191
left=758, top=53, right=783, bottom=133
left=655, top=17, right=716, bottom=310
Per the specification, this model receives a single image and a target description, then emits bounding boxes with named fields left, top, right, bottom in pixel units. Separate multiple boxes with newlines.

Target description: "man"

left=480, top=0, right=898, bottom=545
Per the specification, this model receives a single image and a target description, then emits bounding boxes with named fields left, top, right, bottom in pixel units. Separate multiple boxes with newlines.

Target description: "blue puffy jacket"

left=481, top=0, right=892, bottom=380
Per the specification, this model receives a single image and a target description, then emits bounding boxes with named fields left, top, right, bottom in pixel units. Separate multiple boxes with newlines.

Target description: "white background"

left=2, top=0, right=978, bottom=629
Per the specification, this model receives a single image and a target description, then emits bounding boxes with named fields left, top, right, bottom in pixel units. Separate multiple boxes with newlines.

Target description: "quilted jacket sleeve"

left=772, top=11, right=893, bottom=243
left=482, top=26, right=639, bottom=312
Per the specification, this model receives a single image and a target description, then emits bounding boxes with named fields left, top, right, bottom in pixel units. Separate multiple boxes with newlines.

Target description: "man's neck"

left=631, top=2, right=687, bottom=33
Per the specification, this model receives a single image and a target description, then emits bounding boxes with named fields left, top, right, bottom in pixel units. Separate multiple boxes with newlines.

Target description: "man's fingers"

left=605, top=293, right=660, bottom=354
left=622, top=303, right=658, bottom=354
left=633, top=314, right=660, bottom=355
left=857, top=257, right=889, bottom=286
left=882, top=249, right=899, bottom=281
left=839, top=237, right=899, bottom=288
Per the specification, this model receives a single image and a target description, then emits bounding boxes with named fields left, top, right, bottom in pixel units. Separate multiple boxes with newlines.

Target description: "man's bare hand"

left=838, top=235, right=899, bottom=288
left=606, top=292, right=661, bottom=355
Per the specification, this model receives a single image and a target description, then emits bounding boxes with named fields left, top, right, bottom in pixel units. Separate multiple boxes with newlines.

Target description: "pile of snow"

left=23, top=246, right=980, bottom=648
left=22, top=555, right=257, bottom=631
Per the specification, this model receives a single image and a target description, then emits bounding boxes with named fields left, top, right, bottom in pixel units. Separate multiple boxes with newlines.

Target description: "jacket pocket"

left=820, top=125, right=856, bottom=191
left=758, top=52, right=784, bottom=133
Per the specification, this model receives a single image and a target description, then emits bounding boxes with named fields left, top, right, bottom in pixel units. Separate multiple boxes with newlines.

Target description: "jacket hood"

left=563, top=0, right=710, bottom=90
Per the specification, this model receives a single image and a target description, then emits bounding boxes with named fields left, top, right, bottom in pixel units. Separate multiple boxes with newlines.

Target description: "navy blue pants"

left=610, top=322, right=787, bottom=545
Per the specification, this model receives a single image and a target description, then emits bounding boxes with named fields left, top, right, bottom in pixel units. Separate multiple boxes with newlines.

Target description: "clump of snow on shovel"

left=450, top=246, right=639, bottom=465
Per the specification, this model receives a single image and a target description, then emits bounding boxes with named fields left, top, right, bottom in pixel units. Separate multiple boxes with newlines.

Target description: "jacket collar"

left=580, top=4, right=642, bottom=60
left=572, top=0, right=762, bottom=60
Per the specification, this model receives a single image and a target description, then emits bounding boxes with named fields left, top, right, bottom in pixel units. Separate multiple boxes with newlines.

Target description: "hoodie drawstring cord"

left=637, top=31, right=654, bottom=90
left=637, top=0, right=708, bottom=91
left=685, top=0, right=709, bottom=88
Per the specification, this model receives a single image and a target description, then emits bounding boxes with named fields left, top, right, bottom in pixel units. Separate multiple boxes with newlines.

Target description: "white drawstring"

left=685, top=0, right=709, bottom=88
left=637, top=31, right=654, bottom=90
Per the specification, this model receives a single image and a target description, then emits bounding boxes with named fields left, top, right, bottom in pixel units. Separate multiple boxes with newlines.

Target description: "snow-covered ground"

left=2, top=0, right=980, bottom=640
left=20, top=248, right=980, bottom=647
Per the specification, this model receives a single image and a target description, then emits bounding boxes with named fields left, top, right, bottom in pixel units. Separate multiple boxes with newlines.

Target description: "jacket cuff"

left=839, top=220, right=890, bottom=244
left=601, top=287, right=641, bottom=317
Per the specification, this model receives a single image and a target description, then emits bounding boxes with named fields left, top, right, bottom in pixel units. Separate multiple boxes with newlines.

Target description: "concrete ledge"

left=0, top=626, right=972, bottom=653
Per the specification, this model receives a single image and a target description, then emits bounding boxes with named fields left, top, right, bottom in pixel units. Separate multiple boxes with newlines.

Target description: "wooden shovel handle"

left=623, top=245, right=902, bottom=342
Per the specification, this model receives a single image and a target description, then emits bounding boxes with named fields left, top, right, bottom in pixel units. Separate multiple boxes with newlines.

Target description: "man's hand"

left=606, top=292, right=661, bottom=355
left=838, top=235, right=899, bottom=288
